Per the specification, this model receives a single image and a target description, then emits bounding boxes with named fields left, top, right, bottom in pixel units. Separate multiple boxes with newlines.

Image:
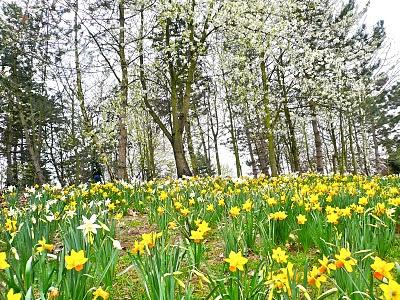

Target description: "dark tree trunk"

left=310, top=101, right=324, bottom=173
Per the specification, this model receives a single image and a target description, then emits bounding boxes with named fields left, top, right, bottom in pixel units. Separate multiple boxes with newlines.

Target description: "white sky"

left=363, top=0, right=400, bottom=57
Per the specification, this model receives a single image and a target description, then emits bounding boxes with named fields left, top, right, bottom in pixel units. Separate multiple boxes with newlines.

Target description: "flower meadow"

left=1, top=174, right=400, bottom=299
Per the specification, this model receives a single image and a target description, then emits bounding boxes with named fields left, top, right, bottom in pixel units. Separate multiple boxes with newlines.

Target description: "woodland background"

left=0, top=0, right=399, bottom=186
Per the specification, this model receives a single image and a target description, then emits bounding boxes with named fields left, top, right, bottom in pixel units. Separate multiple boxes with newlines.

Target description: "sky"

left=363, top=0, right=400, bottom=58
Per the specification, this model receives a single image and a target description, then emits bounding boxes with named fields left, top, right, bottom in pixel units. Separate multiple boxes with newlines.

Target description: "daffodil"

left=65, top=249, right=88, bottom=271
left=224, top=251, right=248, bottom=272
left=189, top=230, right=205, bottom=243
left=7, top=288, right=21, bottom=300
left=197, top=220, right=211, bottom=234
left=77, top=215, right=102, bottom=236
left=242, top=199, right=253, bottom=212
left=308, top=266, right=327, bottom=289
left=371, top=257, right=394, bottom=281
left=5, top=219, right=17, bottom=232
left=141, top=232, right=162, bottom=249
left=327, top=212, right=340, bottom=225
left=206, top=204, right=214, bottom=211
left=36, top=237, right=54, bottom=253
left=168, top=221, right=178, bottom=230
left=380, top=279, right=400, bottom=300
left=159, top=191, right=168, bottom=201
left=318, top=255, right=336, bottom=274
left=132, top=240, right=145, bottom=255
left=272, top=247, right=288, bottom=264
left=296, top=214, right=307, bottom=225
left=229, top=206, right=240, bottom=217
left=335, top=248, right=357, bottom=272
left=0, top=252, right=10, bottom=270
left=93, top=287, right=109, bottom=300
left=180, top=207, right=190, bottom=216
left=157, top=206, right=165, bottom=215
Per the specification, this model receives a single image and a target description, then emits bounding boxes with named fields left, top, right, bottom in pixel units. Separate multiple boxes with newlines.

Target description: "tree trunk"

left=172, top=131, right=192, bottom=177
left=302, top=122, right=312, bottom=172
left=147, top=124, right=156, bottom=179
left=255, top=113, right=270, bottom=175
left=245, top=120, right=257, bottom=177
left=329, top=122, right=339, bottom=173
left=18, top=108, right=45, bottom=184
left=186, top=119, right=198, bottom=175
left=260, top=52, right=278, bottom=176
left=371, top=119, right=380, bottom=174
left=5, top=118, right=14, bottom=186
left=339, top=111, right=346, bottom=174
left=226, top=99, right=242, bottom=177
left=310, top=101, right=323, bottom=173
left=348, top=116, right=357, bottom=174
left=116, top=0, right=128, bottom=180
left=209, top=93, right=221, bottom=175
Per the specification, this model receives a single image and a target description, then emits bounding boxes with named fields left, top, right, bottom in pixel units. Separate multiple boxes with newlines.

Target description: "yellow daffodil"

left=327, top=212, right=340, bottom=225
left=189, top=230, right=205, bottom=243
left=157, top=206, right=165, bottom=215
left=318, top=255, right=336, bottom=274
left=229, top=206, right=241, bottom=218
left=36, top=237, right=54, bottom=253
left=224, top=251, right=248, bottom=272
left=380, top=279, right=400, bottom=300
left=7, top=288, right=21, bottom=300
left=272, top=247, right=288, bottom=264
left=335, top=248, right=357, bottom=272
left=371, top=257, right=395, bottom=281
left=168, top=221, right=178, bottom=230
left=65, top=249, right=88, bottom=271
left=132, top=240, right=145, bottom=255
left=296, top=214, right=307, bottom=225
left=308, top=266, right=327, bottom=289
left=242, top=199, right=253, bottom=212
left=5, top=219, right=17, bottom=232
left=0, top=252, right=10, bottom=270
left=197, top=221, right=211, bottom=234
left=93, top=287, right=109, bottom=300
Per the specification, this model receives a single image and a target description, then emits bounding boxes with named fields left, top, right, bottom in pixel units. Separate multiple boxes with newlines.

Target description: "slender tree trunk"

left=5, top=119, right=14, bottom=186
left=348, top=116, right=357, bottom=174
left=226, top=99, right=242, bottom=177
left=302, top=122, right=312, bottom=171
left=116, top=0, right=129, bottom=180
left=361, top=112, right=371, bottom=175
left=255, top=113, right=269, bottom=175
left=260, top=52, right=278, bottom=176
left=208, top=93, right=221, bottom=175
left=371, top=119, right=380, bottom=174
left=339, top=111, right=346, bottom=174
left=196, top=111, right=211, bottom=175
left=278, top=66, right=300, bottom=173
left=18, top=108, right=45, bottom=184
left=244, top=119, right=257, bottom=177
left=329, top=122, right=339, bottom=173
left=186, top=119, right=198, bottom=175
left=353, top=121, right=364, bottom=174
left=310, top=101, right=323, bottom=173
left=283, top=102, right=300, bottom=172
left=147, top=124, right=156, bottom=179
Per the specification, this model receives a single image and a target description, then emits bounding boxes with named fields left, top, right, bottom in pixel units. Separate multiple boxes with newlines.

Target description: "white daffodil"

left=112, top=239, right=122, bottom=250
left=77, top=215, right=101, bottom=236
